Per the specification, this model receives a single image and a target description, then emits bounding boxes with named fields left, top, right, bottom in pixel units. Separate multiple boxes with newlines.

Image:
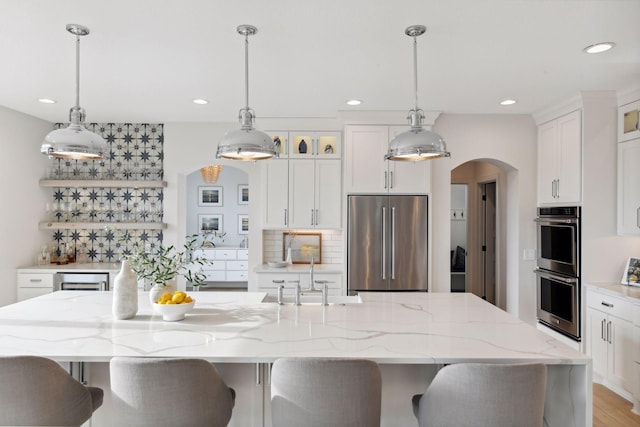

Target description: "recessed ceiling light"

left=193, top=99, right=209, bottom=105
left=500, top=99, right=517, bottom=106
left=583, top=42, right=616, bottom=54
left=346, top=99, right=362, bottom=106
left=38, top=98, right=56, bottom=104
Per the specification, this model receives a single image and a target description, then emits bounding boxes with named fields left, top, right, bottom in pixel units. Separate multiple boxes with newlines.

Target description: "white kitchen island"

left=0, top=291, right=591, bottom=426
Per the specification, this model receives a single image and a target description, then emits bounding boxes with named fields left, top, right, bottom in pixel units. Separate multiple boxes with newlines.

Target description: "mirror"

left=186, top=166, right=249, bottom=248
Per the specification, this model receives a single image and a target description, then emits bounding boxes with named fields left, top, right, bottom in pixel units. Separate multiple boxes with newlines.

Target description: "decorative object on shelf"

left=621, top=257, right=640, bottom=287
left=324, top=144, right=334, bottom=154
left=198, top=214, right=223, bottom=233
left=283, top=231, right=322, bottom=264
left=112, top=259, right=138, bottom=320
left=200, top=164, right=224, bottom=184
left=125, top=234, right=212, bottom=304
left=200, top=230, right=227, bottom=248
left=41, top=24, right=106, bottom=160
left=385, top=25, right=450, bottom=161
left=238, top=214, right=249, bottom=235
left=217, top=25, right=276, bottom=161
left=198, top=186, right=223, bottom=207
left=238, top=184, right=249, bottom=205
left=298, top=139, right=308, bottom=154
left=273, top=137, right=282, bottom=153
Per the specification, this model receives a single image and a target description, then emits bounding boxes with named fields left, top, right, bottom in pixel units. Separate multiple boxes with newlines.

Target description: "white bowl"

left=153, top=300, right=195, bottom=321
left=268, top=261, right=288, bottom=268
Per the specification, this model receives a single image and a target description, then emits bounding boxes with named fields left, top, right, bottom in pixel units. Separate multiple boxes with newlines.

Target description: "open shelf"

left=39, top=221, right=166, bottom=230
left=40, top=179, right=167, bottom=188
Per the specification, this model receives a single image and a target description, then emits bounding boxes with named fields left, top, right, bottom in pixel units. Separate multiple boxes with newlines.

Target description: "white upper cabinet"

left=537, top=110, right=582, bottom=205
left=266, top=131, right=290, bottom=159
left=263, top=131, right=342, bottom=229
left=617, top=99, right=640, bottom=235
left=344, top=125, right=431, bottom=194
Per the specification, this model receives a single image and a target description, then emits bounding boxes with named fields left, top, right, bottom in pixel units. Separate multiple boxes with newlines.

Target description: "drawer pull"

left=601, top=302, right=614, bottom=308
left=29, top=279, right=43, bottom=283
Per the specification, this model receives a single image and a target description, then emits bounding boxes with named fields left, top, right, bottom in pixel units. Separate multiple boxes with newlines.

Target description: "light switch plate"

left=523, top=248, right=536, bottom=261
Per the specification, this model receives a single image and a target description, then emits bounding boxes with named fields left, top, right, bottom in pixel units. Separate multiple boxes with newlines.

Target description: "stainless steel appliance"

left=534, top=206, right=581, bottom=340
left=54, top=272, right=109, bottom=291
left=347, top=195, right=428, bottom=293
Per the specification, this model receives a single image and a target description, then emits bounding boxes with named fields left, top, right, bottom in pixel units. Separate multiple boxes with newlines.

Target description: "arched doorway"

left=450, top=159, right=510, bottom=309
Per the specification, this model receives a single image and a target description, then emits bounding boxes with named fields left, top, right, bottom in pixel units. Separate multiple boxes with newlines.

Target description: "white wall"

left=432, top=114, right=538, bottom=322
left=581, top=91, right=640, bottom=283
left=0, top=107, right=52, bottom=306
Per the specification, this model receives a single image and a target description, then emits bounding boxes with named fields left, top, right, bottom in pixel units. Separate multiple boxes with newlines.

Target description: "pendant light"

left=41, top=24, right=106, bottom=160
left=386, top=25, right=449, bottom=161
left=216, top=25, right=276, bottom=161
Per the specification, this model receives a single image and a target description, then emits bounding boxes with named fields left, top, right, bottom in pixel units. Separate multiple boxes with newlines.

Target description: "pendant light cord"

left=413, top=34, right=419, bottom=111
left=75, top=33, right=81, bottom=110
left=244, top=33, right=250, bottom=110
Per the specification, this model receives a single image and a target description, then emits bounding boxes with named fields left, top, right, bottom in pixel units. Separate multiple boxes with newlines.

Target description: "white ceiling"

left=1, top=0, right=639, bottom=124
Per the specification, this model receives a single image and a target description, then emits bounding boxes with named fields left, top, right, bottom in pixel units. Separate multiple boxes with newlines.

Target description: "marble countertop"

left=17, top=262, right=122, bottom=274
left=254, top=263, right=344, bottom=274
left=0, top=291, right=588, bottom=365
left=585, top=282, right=640, bottom=303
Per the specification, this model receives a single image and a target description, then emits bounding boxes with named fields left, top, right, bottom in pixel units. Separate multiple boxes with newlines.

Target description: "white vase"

left=112, top=260, right=138, bottom=320
left=149, top=281, right=176, bottom=305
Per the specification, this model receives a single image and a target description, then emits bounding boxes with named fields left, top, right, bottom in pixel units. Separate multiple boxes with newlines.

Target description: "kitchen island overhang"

left=0, top=291, right=592, bottom=426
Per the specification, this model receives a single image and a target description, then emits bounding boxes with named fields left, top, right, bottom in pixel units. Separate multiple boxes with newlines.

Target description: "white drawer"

left=227, top=261, right=248, bottom=271
left=17, top=273, right=54, bottom=288
left=586, top=289, right=633, bottom=320
left=194, top=249, right=216, bottom=260
left=227, top=271, right=248, bottom=281
left=257, top=273, right=295, bottom=287
left=214, top=250, right=237, bottom=260
left=204, top=261, right=226, bottom=271
left=204, top=271, right=226, bottom=281
left=237, top=250, right=249, bottom=260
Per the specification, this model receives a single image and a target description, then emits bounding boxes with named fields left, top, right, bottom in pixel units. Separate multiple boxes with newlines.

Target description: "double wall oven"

left=535, top=206, right=581, bottom=340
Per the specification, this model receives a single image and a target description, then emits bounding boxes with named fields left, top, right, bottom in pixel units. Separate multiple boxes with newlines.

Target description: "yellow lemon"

left=183, top=296, right=193, bottom=303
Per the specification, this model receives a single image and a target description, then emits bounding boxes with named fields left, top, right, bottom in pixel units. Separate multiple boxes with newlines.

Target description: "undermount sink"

left=261, top=293, right=363, bottom=305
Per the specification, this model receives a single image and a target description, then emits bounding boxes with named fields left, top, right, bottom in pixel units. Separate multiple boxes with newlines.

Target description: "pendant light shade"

left=216, top=25, right=276, bottom=161
left=41, top=24, right=106, bottom=160
left=386, top=25, right=449, bottom=161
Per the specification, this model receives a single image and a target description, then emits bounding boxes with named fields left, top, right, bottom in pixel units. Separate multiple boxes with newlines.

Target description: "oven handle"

left=534, top=269, right=578, bottom=284
left=534, top=218, right=578, bottom=225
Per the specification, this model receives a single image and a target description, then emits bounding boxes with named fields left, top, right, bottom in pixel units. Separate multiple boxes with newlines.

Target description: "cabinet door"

left=617, top=139, right=640, bottom=235
left=556, top=110, right=581, bottom=203
left=609, top=315, right=636, bottom=393
left=314, top=160, right=342, bottom=228
left=263, top=160, right=289, bottom=228
left=288, top=160, right=316, bottom=228
left=344, top=126, right=389, bottom=193
left=289, top=132, right=341, bottom=159
left=587, top=307, right=608, bottom=379
left=265, top=131, right=289, bottom=158
left=538, top=120, right=559, bottom=204
left=618, top=99, right=640, bottom=143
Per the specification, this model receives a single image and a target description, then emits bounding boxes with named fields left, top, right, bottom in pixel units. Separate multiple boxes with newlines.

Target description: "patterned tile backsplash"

left=46, top=123, right=164, bottom=263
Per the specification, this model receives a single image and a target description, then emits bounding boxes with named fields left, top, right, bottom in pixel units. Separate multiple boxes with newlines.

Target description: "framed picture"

left=198, top=214, right=223, bottom=232
left=283, top=231, right=321, bottom=264
left=198, top=186, right=223, bottom=207
left=621, top=257, right=640, bottom=286
left=238, top=214, right=249, bottom=234
left=238, top=184, right=249, bottom=205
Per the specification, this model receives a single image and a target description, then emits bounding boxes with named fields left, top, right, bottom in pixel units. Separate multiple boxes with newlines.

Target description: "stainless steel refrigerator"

left=347, top=195, right=428, bottom=293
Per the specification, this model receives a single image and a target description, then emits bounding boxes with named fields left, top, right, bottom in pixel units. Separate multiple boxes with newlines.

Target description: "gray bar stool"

left=0, top=355, right=103, bottom=426
left=271, top=357, right=382, bottom=427
left=412, top=363, right=547, bottom=427
left=110, top=357, right=235, bottom=427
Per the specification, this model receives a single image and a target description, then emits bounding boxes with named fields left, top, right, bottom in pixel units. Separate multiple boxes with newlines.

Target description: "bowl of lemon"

left=153, top=291, right=195, bottom=321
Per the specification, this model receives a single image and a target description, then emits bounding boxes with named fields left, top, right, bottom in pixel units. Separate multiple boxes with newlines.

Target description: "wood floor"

left=593, top=383, right=640, bottom=427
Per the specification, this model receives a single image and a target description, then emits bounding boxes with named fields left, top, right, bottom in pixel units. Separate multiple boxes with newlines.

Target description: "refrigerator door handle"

left=391, top=206, right=396, bottom=280
left=382, top=206, right=387, bottom=280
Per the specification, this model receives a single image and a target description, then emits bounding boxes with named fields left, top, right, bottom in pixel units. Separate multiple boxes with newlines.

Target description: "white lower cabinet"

left=586, top=288, right=636, bottom=397
left=16, top=272, right=55, bottom=301
left=193, top=249, right=249, bottom=282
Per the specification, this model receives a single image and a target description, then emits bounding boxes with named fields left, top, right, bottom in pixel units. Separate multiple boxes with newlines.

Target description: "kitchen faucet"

left=293, top=257, right=328, bottom=306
